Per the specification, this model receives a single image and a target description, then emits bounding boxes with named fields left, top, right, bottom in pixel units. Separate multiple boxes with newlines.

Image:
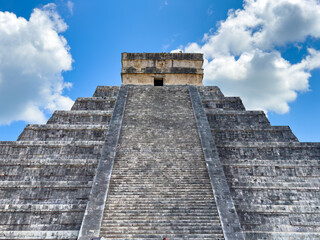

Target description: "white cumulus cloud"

left=0, top=3, right=73, bottom=124
left=174, top=0, right=320, bottom=114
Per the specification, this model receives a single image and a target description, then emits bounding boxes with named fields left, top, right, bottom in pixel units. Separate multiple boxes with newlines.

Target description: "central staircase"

left=100, top=86, right=224, bottom=239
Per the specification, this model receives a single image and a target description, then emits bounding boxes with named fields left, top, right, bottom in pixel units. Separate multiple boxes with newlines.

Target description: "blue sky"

left=0, top=0, right=319, bottom=142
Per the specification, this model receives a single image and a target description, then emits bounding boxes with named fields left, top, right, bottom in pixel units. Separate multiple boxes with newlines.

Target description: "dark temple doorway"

left=154, top=79, right=163, bottom=86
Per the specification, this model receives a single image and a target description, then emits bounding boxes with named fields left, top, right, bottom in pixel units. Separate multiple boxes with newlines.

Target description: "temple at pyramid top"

left=121, top=52, right=204, bottom=86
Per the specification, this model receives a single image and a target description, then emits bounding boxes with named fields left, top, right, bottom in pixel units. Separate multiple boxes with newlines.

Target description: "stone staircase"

left=100, top=86, right=224, bottom=239
left=0, top=86, right=119, bottom=239
left=199, top=86, right=320, bottom=239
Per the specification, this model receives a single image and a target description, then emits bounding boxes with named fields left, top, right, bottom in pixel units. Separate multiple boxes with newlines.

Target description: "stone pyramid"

left=0, top=53, right=319, bottom=240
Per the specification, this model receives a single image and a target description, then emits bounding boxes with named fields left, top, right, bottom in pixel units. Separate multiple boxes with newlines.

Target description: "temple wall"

left=121, top=52, right=204, bottom=85
left=121, top=73, right=203, bottom=86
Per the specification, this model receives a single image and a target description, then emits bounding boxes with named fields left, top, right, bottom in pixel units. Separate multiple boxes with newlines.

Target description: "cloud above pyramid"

left=173, top=0, right=320, bottom=114
left=0, top=3, right=73, bottom=124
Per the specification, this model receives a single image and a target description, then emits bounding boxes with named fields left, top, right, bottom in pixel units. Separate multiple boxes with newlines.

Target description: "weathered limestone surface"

left=100, top=86, right=224, bottom=239
left=189, top=86, right=244, bottom=240
left=78, top=85, right=128, bottom=240
left=198, top=86, right=320, bottom=239
left=1, top=82, right=320, bottom=240
left=0, top=86, right=119, bottom=239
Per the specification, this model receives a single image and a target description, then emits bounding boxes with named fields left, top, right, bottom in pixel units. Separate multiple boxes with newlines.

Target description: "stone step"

left=198, top=86, right=245, bottom=111
left=0, top=230, right=78, bottom=239
left=107, top=188, right=215, bottom=191
left=106, top=197, right=215, bottom=202
left=104, top=207, right=219, bottom=212
left=102, top=219, right=220, bottom=224
left=100, top=228, right=223, bottom=234
left=230, top=180, right=320, bottom=190
left=109, top=184, right=214, bottom=189
left=112, top=160, right=207, bottom=166
left=0, top=203, right=86, bottom=212
left=0, top=158, right=98, bottom=166
left=93, top=86, right=119, bottom=98
left=47, top=110, right=112, bottom=124
left=103, top=211, right=219, bottom=217
left=0, top=224, right=80, bottom=231
left=107, top=178, right=212, bottom=182
left=217, top=142, right=320, bottom=147
left=0, top=200, right=87, bottom=229
left=18, top=124, right=107, bottom=141
left=101, top=238, right=222, bottom=240
left=212, top=125, right=291, bottom=131
left=109, top=179, right=214, bottom=184
left=224, top=165, right=320, bottom=178
left=114, top=153, right=204, bottom=160
left=104, top=202, right=217, bottom=208
left=112, top=164, right=209, bottom=169
left=0, top=165, right=96, bottom=181
left=104, top=190, right=215, bottom=195
left=115, top=150, right=204, bottom=156
left=107, top=179, right=212, bottom=186
left=221, top=159, right=320, bottom=167
left=99, top=234, right=224, bottom=240
left=105, top=203, right=217, bottom=209
left=0, top=141, right=104, bottom=159
left=0, top=210, right=83, bottom=223
left=198, top=86, right=225, bottom=100
left=113, top=154, right=204, bottom=159
left=114, top=158, right=206, bottom=163
left=108, top=184, right=213, bottom=189
left=109, top=175, right=211, bottom=180
left=107, top=193, right=216, bottom=198
left=101, top=221, right=222, bottom=227
left=0, top=187, right=91, bottom=201
left=106, top=193, right=213, bottom=199
left=115, top=147, right=204, bottom=153
left=71, top=97, right=116, bottom=110
left=104, top=205, right=218, bottom=210
left=206, top=110, right=270, bottom=128
left=110, top=171, right=211, bottom=176
left=114, top=170, right=208, bottom=175
left=231, top=188, right=320, bottom=204
left=236, top=203, right=320, bottom=214
left=242, top=224, right=320, bottom=234
left=212, top=126, right=298, bottom=142
left=0, top=180, right=92, bottom=188
left=108, top=184, right=216, bottom=190
left=117, top=139, right=204, bottom=145
left=202, top=97, right=245, bottom=111
left=244, top=232, right=320, bottom=240
left=217, top=142, right=320, bottom=161
left=0, top=198, right=87, bottom=205
left=240, top=217, right=320, bottom=231
left=102, top=214, right=220, bottom=219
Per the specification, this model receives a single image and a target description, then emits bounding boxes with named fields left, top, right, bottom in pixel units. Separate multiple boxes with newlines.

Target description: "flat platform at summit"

left=0, top=53, right=319, bottom=240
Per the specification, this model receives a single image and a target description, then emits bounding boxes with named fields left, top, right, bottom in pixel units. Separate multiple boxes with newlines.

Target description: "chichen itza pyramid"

left=0, top=53, right=320, bottom=240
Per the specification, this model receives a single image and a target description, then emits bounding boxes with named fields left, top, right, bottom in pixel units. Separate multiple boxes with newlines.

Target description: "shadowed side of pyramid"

left=198, top=86, right=320, bottom=239
left=0, top=86, right=119, bottom=239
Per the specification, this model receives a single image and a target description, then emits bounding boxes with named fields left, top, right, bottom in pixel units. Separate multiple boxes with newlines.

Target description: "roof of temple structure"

left=0, top=53, right=320, bottom=240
